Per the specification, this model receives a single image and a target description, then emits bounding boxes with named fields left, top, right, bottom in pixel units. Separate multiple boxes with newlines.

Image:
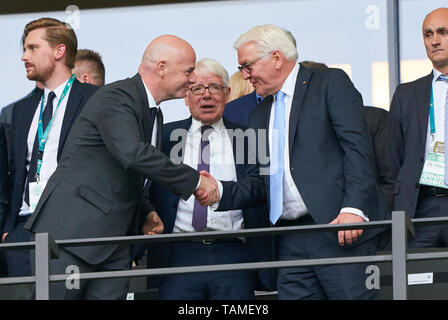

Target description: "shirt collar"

left=44, top=77, right=70, bottom=102
left=432, top=68, right=448, bottom=84
left=191, top=117, right=225, bottom=134
left=278, top=63, right=300, bottom=99
left=255, top=92, right=263, bottom=104
left=142, top=81, right=159, bottom=110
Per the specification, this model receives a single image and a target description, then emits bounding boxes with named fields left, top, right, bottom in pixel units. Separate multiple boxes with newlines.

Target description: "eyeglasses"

left=189, top=84, right=226, bottom=95
left=237, top=52, right=270, bottom=74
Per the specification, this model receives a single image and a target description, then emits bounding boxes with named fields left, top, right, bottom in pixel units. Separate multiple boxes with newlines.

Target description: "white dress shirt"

left=20, top=78, right=72, bottom=216
left=173, top=118, right=244, bottom=233
left=142, top=82, right=160, bottom=147
left=423, top=69, right=448, bottom=162
left=268, top=63, right=368, bottom=221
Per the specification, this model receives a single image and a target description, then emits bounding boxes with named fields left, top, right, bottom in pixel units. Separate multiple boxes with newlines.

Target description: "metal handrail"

left=1, top=212, right=447, bottom=300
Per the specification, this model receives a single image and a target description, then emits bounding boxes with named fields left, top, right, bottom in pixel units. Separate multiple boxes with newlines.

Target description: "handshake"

left=194, top=170, right=220, bottom=206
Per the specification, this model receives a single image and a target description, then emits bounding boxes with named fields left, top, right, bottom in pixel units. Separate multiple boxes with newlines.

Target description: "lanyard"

left=429, top=86, right=435, bottom=140
left=35, top=74, right=76, bottom=180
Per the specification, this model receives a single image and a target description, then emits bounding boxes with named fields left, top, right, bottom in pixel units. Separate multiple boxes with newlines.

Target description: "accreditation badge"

left=419, top=141, right=448, bottom=188
left=29, top=181, right=47, bottom=212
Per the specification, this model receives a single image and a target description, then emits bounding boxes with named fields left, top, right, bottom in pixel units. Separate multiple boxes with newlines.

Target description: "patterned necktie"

left=192, top=125, right=213, bottom=231
left=270, top=90, right=286, bottom=225
left=439, top=75, right=448, bottom=185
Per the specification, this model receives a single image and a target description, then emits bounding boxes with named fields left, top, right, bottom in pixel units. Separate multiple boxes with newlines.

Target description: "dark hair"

left=75, top=49, right=106, bottom=86
left=23, top=17, right=77, bottom=69
left=300, top=61, right=328, bottom=69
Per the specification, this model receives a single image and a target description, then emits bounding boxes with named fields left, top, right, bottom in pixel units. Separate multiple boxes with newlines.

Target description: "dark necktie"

left=192, top=125, right=212, bottom=231
left=25, top=91, right=56, bottom=205
left=156, top=108, right=163, bottom=150
left=42, top=91, right=55, bottom=132
left=142, top=108, right=163, bottom=192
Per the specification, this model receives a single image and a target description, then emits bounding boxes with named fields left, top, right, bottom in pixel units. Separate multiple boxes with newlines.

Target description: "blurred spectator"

left=227, top=71, right=253, bottom=102
left=72, top=49, right=105, bottom=86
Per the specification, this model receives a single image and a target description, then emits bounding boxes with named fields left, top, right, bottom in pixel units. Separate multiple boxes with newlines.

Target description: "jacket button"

left=415, top=183, right=419, bottom=188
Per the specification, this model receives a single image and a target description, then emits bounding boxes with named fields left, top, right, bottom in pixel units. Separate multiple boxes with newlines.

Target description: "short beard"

left=26, top=64, right=53, bottom=84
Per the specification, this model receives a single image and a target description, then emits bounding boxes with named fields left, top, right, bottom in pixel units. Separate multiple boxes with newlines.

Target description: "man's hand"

left=142, top=211, right=164, bottom=235
left=329, top=212, right=364, bottom=246
left=1, top=233, right=7, bottom=243
left=195, top=170, right=220, bottom=206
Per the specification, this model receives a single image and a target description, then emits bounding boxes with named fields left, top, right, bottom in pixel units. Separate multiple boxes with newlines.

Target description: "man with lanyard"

left=389, top=7, right=448, bottom=248
left=1, top=18, right=97, bottom=297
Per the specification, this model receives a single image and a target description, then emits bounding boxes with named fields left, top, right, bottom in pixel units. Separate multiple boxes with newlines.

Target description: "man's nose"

left=432, top=33, right=441, bottom=46
left=241, top=69, right=251, bottom=80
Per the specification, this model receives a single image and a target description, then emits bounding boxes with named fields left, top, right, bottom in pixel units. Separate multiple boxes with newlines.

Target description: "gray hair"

left=234, top=24, right=298, bottom=62
left=195, top=58, right=229, bottom=86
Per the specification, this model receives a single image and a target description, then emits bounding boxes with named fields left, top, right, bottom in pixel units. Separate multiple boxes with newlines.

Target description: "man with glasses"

left=145, top=58, right=275, bottom=299
left=205, top=24, right=385, bottom=299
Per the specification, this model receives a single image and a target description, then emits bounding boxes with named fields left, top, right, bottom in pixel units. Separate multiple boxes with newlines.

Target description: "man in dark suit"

left=1, top=19, right=98, bottom=291
left=146, top=58, right=275, bottom=299
left=388, top=8, right=448, bottom=248
left=0, top=81, right=43, bottom=278
left=24, top=34, right=219, bottom=300
left=204, top=24, right=385, bottom=299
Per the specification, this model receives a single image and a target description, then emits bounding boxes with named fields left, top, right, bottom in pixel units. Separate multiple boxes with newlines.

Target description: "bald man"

left=389, top=8, right=448, bottom=248
left=24, top=35, right=219, bottom=300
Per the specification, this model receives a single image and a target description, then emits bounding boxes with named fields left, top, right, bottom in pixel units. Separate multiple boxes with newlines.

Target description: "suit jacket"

left=363, top=106, right=394, bottom=213
left=4, top=80, right=97, bottom=234
left=223, top=91, right=258, bottom=126
left=388, top=72, right=433, bottom=219
left=146, top=117, right=276, bottom=291
left=0, top=87, right=42, bottom=168
left=218, top=65, right=386, bottom=245
left=0, top=125, right=8, bottom=233
left=0, top=104, right=13, bottom=166
left=24, top=74, right=200, bottom=265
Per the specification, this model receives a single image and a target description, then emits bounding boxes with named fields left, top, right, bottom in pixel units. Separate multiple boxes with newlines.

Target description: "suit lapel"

left=288, top=66, right=312, bottom=152
left=18, top=93, right=42, bottom=167
left=223, top=119, right=246, bottom=180
left=58, top=79, right=84, bottom=159
left=132, top=74, right=153, bottom=144
left=171, top=117, right=192, bottom=161
left=416, top=72, right=434, bottom=152
left=257, top=95, right=273, bottom=159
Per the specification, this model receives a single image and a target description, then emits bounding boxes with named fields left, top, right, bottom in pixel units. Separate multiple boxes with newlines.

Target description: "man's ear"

left=81, top=73, right=91, bottom=84
left=224, top=87, right=231, bottom=103
left=184, top=95, right=190, bottom=107
left=157, top=60, right=167, bottom=77
left=271, top=50, right=283, bottom=70
left=54, top=44, right=67, bottom=62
